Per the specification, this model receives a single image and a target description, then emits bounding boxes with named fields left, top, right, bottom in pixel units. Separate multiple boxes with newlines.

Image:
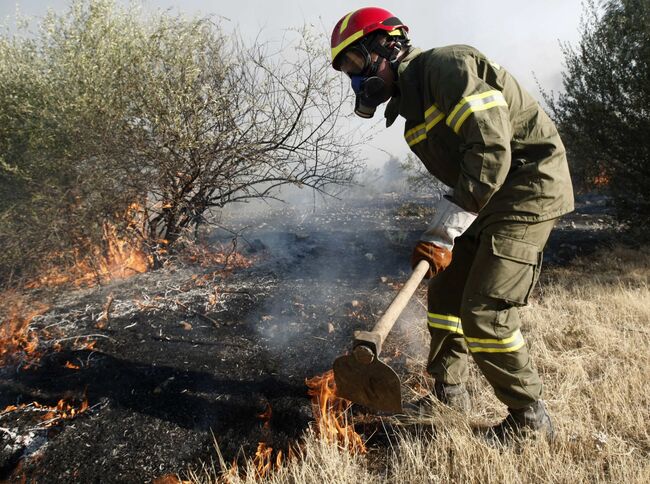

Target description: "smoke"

left=210, top=158, right=441, bottom=382
left=216, top=155, right=416, bottom=219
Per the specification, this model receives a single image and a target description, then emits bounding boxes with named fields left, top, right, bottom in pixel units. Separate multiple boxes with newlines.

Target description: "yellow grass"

left=193, top=247, right=650, bottom=483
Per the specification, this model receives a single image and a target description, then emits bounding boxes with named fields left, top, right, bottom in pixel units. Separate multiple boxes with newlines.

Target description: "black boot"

left=407, top=382, right=471, bottom=415
left=432, top=381, right=471, bottom=412
left=487, top=400, right=554, bottom=444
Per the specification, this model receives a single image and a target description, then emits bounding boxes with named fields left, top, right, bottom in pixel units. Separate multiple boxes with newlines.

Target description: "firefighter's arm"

left=413, top=53, right=511, bottom=269
left=431, top=55, right=512, bottom=213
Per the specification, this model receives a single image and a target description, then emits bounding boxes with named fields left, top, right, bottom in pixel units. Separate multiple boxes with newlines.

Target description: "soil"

left=0, top=192, right=620, bottom=483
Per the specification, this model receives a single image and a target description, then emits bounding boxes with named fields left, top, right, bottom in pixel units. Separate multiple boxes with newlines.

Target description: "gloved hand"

left=411, top=241, right=452, bottom=279
left=412, top=194, right=477, bottom=279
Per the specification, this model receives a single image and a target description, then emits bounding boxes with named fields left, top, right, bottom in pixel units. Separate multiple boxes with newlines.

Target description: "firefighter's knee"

left=460, top=294, right=525, bottom=355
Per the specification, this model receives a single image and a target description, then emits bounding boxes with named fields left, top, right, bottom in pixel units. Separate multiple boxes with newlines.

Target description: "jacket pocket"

left=479, top=233, right=541, bottom=306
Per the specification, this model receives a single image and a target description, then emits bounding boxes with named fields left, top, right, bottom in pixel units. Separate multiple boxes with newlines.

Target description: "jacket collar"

left=385, top=47, right=422, bottom=127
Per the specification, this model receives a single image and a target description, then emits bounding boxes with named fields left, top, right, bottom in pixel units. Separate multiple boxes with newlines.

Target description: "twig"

left=96, top=293, right=114, bottom=329
left=173, top=299, right=220, bottom=327
left=27, top=401, right=106, bottom=431
left=0, top=427, right=16, bottom=436
left=44, top=334, right=116, bottom=344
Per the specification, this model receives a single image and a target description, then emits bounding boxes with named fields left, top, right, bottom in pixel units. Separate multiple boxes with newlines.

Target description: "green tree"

left=545, top=0, right=650, bottom=226
left=0, top=0, right=361, bottom=282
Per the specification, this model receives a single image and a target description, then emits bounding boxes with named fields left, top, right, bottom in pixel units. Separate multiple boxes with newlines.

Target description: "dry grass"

left=193, top=246, right=650, bottom=483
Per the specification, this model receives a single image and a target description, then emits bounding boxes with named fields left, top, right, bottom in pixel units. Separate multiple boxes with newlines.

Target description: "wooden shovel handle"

left=372, top=259, right=429, bottom=348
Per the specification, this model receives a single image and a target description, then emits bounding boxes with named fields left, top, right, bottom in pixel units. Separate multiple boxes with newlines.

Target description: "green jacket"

left=385, top=45, right=574, bottom=222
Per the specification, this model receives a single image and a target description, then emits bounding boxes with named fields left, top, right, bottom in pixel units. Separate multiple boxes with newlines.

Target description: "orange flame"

left=252, top=402, right=281, bottom=478
left=2, top=396, right=89, bottom=428
left=593, top=174, right=610, bottom=186
left=0, top=293, right=48, bottom=367
left=229, top=373, right=363, bottom=481
left=305, top=370, right=366, bottom=453
left=253, top=442, right=274, bottom=478
left=26, top=204, right=152, bottom=289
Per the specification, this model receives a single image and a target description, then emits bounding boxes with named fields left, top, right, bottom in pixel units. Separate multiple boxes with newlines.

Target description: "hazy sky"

left=1, top=0, right=585, bottom=164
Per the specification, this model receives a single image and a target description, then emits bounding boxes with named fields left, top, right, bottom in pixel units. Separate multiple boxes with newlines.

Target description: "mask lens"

left=339, top=48, right=368, bottom=76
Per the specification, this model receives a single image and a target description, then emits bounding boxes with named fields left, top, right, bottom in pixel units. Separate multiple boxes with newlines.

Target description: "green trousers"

left=426, top=218, right=555, bottom=409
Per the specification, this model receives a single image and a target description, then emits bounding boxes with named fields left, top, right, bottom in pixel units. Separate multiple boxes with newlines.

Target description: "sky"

left=1, top=0, right=585, bottom=165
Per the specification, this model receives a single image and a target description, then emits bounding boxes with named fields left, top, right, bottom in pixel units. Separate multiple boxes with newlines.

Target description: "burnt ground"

left=0, top=192, right=621, bottom=483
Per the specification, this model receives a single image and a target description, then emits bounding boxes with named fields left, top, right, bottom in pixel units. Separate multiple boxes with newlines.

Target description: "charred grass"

left=195, top=246, right=650, bottom=483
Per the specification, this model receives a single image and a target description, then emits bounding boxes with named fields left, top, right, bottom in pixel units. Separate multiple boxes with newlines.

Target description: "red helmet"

left=331, top=7, right=408, bottom=70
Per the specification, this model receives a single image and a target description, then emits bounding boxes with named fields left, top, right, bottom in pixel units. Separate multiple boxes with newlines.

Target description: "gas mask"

left=338, top=37, right=402, bottom=119
left=350, top=74, right=387, bottom=118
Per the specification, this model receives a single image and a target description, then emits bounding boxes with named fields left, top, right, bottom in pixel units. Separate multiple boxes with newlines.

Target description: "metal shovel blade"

left=333, top=354, right=403, bottom=413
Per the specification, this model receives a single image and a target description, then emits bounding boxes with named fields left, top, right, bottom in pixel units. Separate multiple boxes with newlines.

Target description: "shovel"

left=333, top=260, right=430, bottom=413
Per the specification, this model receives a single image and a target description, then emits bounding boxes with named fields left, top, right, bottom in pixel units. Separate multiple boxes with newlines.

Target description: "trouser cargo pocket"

left=476, top=233, right=541, bottom=306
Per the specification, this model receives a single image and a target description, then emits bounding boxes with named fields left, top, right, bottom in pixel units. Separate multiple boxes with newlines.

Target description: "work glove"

left=411, top=241, right=452, bottom=279
left=411, top=194, right=477, bottom=279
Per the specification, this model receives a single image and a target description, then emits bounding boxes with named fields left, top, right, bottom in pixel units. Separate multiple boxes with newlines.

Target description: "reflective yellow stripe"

left=331, top=29, right=364, bottom=62
left=405, top=103, right=445, bottom=147
left=425, top=104, right=445, bottom=131
left=405, top=123, right=426, bottom=147
left=467, top=340, right=526, bottom=353
left=339, top=12, right=354, bottom=34
left=428, top=322, right=464, bottom=334
left=446, top=90, right=508, bottom=134
left=405, top=123, right=425, bottom=140
left=428, top=312, right=461, bottom=324
left=407, top=132, right=427, bottom=147
left=427, top=312, right=463, bottom=334
left=424, top=104, right=440, bottom=118
left=447, top=91, right=499, bottom=124
left=465, top=329, right=525, bottom=353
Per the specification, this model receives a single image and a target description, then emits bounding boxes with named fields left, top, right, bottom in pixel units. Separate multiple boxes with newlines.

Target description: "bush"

left=545, top=0, right=650, bottom=228
left=0, top=0, right=361, bottom=284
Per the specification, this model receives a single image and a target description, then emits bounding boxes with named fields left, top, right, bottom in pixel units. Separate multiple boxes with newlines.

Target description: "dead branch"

left=96, top=293, right=114, bottom=329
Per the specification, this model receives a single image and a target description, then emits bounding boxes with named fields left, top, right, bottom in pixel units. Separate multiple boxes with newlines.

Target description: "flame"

left=305, top=370, right=366, bottom=453
left=0, top=292, right=96, bottom=368
left=25, top=203, right=253, bottom=290
left=64, top=361, right=80, bottom=370
left=26, top=204, right=152, bottom=289
left=253, top=442, right=274, bottom=478
left=2, top=396, right=89, bottom=428
left=592, top=166, right=611, bottom=186
left=593, top=174, right=610, bottom=186
left=252, top=402, right=281, bottom=478
left=0, top=293, right=48, bottom=367
left=227, top=374, right=364, bottom=481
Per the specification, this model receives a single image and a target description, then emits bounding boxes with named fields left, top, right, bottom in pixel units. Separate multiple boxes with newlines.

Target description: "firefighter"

left=331, top=7, right=574, bottom=442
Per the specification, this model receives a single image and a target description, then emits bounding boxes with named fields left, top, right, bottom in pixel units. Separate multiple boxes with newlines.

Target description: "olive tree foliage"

left=0, top=0, right=142, bottom=281
left=544, top=0, right=650, bottom=225
left=0, top=0, right=362, bottom=281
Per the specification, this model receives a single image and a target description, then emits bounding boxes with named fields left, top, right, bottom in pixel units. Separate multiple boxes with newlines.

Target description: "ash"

left=0, top=192, right=617, bottom=482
